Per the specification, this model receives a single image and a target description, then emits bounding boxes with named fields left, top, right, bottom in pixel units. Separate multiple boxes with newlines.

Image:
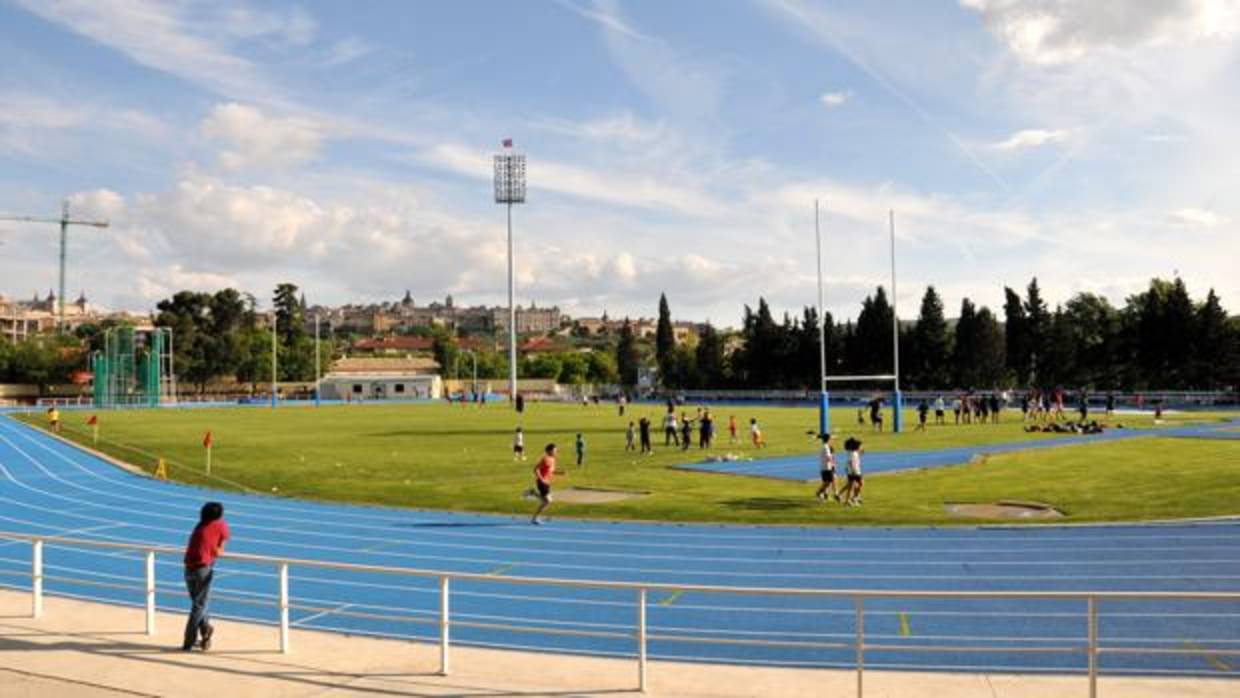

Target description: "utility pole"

left=0, top=200, right=109, bottom=332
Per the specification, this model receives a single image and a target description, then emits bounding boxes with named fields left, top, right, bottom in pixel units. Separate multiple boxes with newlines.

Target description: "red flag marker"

left=86, top=415, right=98, bottom=426
left=88, top=414, right=99, bottom=445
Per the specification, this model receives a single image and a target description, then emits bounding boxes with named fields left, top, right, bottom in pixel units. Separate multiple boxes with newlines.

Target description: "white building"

left=319, top=373, right=442, bottom=401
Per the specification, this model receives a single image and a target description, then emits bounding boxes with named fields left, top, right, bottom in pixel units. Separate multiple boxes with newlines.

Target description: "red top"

left=535, top=456, right=556, bottom=483
left=184, top=519, right=230, bottom=568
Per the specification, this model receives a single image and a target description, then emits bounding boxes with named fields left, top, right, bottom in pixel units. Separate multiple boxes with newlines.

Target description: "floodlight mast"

left=493, top=141, right=526, bottom=407
left=0, top=199, right=110, bottom=332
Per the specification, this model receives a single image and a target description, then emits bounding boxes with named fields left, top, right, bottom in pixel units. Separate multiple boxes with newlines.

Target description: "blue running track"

left=681, top=419, right=1240, bottom=481
left=0, top=415, right=1238, bottom=677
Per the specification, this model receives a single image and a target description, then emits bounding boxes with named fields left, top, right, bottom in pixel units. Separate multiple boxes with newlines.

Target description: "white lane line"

left=5, top=466, right=1240, bottom=582
left=292, top=602, right=354, bottom=627
left=6, top=431, right=1240, bottom=567
left=6, top=417, right=1240, bottom=549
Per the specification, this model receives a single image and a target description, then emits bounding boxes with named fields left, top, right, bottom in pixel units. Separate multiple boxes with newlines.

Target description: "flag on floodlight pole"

left=86, top=414, right=98, bottom=446
left=203, top=431, right=213, bottom=475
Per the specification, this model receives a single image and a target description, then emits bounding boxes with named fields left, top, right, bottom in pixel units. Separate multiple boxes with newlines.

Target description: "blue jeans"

left=183, top=565, right=214, bottom=648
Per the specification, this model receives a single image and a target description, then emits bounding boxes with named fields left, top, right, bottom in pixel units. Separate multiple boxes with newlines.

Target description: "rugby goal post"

left=815, top=203, right=904, bottom=435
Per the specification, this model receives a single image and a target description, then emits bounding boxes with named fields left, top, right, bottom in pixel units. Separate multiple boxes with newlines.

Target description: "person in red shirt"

left=530, top=443, right=558, bottom=525
left=183, top=501, right=229, bottom=651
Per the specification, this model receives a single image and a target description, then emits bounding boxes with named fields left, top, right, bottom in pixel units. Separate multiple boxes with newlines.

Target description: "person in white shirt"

left=842, top=437, right=864, bottom=506
left=512, top=427, right=525, bottom=461
left=814, top=433, right=840, bottom=502
left=663, top=412, right=679, bottom=446
left=934, top=396, right=946, bottom=425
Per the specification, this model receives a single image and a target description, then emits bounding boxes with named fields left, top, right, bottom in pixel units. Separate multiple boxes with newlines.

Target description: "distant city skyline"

left=2, top=1, right=1238, bottom=326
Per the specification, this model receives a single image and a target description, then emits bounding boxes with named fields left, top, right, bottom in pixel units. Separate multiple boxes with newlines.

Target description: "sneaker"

left=199, top=624, right=214, bottom=651
left=530, top=517, right=543, bottom=525
left=816, top=492, right=826, bottom=501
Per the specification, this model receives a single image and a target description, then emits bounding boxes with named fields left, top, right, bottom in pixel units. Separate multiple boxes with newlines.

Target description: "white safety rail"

left=1, top=531, right=1239, bottom=697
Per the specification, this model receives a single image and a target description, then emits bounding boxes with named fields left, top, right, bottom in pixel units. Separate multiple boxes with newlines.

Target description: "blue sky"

left=2, top=0, right=1238, bottom=325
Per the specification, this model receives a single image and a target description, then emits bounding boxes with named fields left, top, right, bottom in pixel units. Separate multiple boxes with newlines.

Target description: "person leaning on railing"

left=182, top=502, right=229, bottom=651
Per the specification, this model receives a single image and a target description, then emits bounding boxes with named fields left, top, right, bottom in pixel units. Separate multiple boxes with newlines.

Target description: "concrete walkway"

left=1, top=591, right=1235, bottom=697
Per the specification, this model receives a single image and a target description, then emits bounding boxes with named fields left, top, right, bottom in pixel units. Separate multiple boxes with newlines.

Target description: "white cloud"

left=1168, top=206, right=1228, bottom=226
left=12, top=0, right=273, bottom=100
left=324, top=37, right=375, bottom=66
left=819, top=90, right=852, bottom=108
left=417, top=143, right=725, bottom=215
left=201, top=103, right=325, bottom=170
left=991, top=127, right=1071, bottom=151
left=554, top=0, right=661, bottom=43
left=536, top=112, right=668, bottom=144
left=962, top=0, right=1240, bottom=65
left=219, top=5, right=317, bottom=45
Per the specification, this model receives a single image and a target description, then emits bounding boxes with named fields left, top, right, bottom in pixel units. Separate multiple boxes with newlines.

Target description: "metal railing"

left=2, top=530, right=1239, bottom=696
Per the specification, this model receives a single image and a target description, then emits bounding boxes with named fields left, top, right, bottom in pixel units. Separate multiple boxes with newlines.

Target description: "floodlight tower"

left=0, top=199, right=109, bottom=332
left=493, top=139, right=526, bottom=406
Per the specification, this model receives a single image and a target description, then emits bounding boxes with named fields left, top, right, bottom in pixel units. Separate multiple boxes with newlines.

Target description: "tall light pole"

left=271, top=310, right=278, bottom=409
left=314, top=312, right=321, bottom=407
left=815, top=199, right=829, bottom=437
left=890, top=210, right=903, bottom=433
left=0, top=199, right=109, bottom=332
left=494, top=139, right=526, bottom=406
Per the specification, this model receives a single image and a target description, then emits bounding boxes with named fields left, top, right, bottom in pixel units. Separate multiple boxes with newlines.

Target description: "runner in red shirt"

left=183, top=502, right=229, bottom=651
left=530, top=443, right=558, bottom=525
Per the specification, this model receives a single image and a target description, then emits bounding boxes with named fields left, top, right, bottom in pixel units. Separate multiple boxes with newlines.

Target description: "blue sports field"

left=681, top=418, right=1240, bottom=480
left=0, top=414, right=1238, bottom=677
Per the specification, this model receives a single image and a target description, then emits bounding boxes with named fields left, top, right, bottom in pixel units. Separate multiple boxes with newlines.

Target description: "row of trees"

left=151, top=283, right=331, bottom=391
left=647, top=277, right=1240, bottom=391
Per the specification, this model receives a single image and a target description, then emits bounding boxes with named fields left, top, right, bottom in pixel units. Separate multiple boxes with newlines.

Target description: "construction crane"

left=0, top=200, right=109, bottom=332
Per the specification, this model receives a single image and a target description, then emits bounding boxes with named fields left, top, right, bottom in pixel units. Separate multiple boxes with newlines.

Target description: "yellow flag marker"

left=154, top=458, right=168, bottom=480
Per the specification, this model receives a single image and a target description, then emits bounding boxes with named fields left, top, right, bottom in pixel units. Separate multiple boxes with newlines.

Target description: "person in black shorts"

left=842, top=437, right=864, bottom=506
left=814, top=433, right=840, bottom=502
left=916, top=399, right=929, bottom=431
left=868, top=397, right=884, bottom=432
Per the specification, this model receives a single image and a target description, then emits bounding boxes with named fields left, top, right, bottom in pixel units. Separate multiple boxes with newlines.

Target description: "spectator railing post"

left=637, top=587, right=648, bottom=693
left=144, top=550, right=156, bottom=635
left=439, top=575, right=450, bottom=675
left=1088, top=596, right=1098, bottom=698
left=31, top=539, right=43, bottom=618
left=278, top=563, right=290, bottom=653
left=855, top=596, right=865, bottom=698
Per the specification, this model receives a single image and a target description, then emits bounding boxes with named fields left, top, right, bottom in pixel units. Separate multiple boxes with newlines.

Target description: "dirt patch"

left=945, top=500, right=1064, bottom=519
left=554, top=487, right=648, bottom=504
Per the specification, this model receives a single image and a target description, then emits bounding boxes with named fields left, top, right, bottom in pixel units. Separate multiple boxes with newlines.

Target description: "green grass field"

left=12, top=402, right=1240, bottom=526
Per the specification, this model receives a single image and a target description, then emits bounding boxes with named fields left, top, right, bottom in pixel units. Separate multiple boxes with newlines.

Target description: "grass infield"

left=13, top=402, right=1240, bottom=526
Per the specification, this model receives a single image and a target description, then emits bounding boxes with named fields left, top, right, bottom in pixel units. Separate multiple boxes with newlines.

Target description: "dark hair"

left=819, top=432, right=832, bottom=442
left=198, top=501, right=224, bottom=527
left=844, top=437, right=862, bottom=451
left=544, top=442, right=556, bottom=454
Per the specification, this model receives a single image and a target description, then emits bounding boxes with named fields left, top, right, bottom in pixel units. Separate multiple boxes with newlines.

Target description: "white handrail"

left=4, top=529, right=1240, bottom=697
